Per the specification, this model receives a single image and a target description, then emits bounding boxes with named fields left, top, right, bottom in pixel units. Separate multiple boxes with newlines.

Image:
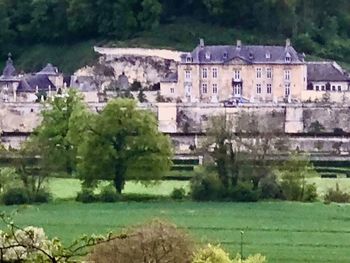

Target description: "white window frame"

left=185, top=70, right=191, bottom=80
left=256, top=68, right=262, bottom=78
left=212, top=68, right=218, bottom=79
left=234, top=70, right=241, bottom=80
left=285, top=83, right=291, bottom=96
left=284, top=70, right=290, bottom=81
left=266, top=68, right=272, bottom=79
left=212, top=83, right=218, bottom=94
left=256, top=84, right=262, bottom=94
left=267, top=84, right=272, bottom=94
left=202, top=83, right=208, bottom=94
left=202, top=68, right=208, bottom=79
left=233, top=84, right=242, bottom=96
left=170, top=87, right=175, bottom=94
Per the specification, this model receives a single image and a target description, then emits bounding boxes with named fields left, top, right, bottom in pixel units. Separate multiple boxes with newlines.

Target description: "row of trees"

left=7, top=91, right=172, bottom=196
left=1, top=0, right=350, bottom=54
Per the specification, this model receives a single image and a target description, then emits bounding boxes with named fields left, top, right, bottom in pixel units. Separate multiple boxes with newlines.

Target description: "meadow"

left=0, top=177, right=349, bottom=262
left=1, top=201, right=350, bottom=263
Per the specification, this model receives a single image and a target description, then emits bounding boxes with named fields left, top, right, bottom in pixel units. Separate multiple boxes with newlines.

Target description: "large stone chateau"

left=160, top=39, right=350, bottom=103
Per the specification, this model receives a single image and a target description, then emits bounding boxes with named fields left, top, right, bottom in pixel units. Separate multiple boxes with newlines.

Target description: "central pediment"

left=226, top=56, right=250, bottom=65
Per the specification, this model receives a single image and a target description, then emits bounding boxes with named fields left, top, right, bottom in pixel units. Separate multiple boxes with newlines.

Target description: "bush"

left=122, top=193, right=165, bottom=202
left=2, top=187, right=30, bottom=205
left=228, top=182, right=260, bottom=202
left=190, top=172, right=223, bottom=201
left=99, top=185, right=121, bottom=203
left=193, top=244, right=233, bottom=263
left=302, top=183, right=318, bottom=202
left=324, top=183, right=350, bottom=203
left=87, top=220, right=194, bottom=263
left=76, top=188, right=97, bottom=203
left=31, top=189, right=52, bottom=203
left=171, top=187, right=187, bottom=200
left=259, top=175, right=283, bottom=200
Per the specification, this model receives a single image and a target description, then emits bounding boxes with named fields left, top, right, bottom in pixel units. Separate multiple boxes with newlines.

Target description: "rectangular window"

left=266, top=68, right=272, bottom=79
left=185, top=70, right=191, bottom=80
left=212, top=68, right=218, bottom=78
left=256, top=84, right=262, bottom=94
left=234, top=70, right=241, bottom=80
left=170, top=87, right=174, bottom=94
left=202, top=83, right=208, bottom=94
left=321, top=85, right=325, bottom=91
left=284, top=70, right=290, bottom=81
left=267, top=84, right=272, bottom=94
left=338, top=86, right=342, bottom=92
left=212, top=84, right=218, bottom=94
left=285, top=83, right=291, bottom=96
left=332, top=85, right=336, bottom=91
left=256, top=68, right=262, bottom=78
left=316, top=85, right=319, bottom=91
left=202, top=68, right=208, bottom=79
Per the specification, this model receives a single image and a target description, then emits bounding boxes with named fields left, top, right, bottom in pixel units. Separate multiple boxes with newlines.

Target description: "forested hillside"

left=1, top=0, right=350, bottom=73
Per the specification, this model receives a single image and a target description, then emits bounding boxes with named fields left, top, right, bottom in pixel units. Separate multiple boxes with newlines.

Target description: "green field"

left=1, top=201, right=350, bottom=263
left=1, top=178, right=350, bottom=262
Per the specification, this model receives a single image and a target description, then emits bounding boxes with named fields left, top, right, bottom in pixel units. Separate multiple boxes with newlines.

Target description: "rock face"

left=74, top=48, right=179, bottom=90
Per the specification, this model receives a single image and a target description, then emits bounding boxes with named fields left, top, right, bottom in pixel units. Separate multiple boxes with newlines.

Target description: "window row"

left=256, top=68, right=273, bottom=79
left=200, top=68, right=218, bottom=79
left=202, top=83, right=218, bottom=94
left=256, top=84, right=272, bottom=94
left=308, top=84, right=343, bottom=92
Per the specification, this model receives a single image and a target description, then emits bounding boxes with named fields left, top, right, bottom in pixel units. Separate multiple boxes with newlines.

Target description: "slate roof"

left=1, top=54, right=18, bottom=81
left=37, top=63, right=59, bottom=76
left=71, top=76, right=98, bottom=92
left=184, top=40, right=303, bottom=64
left=161, top=72, right=178, bottom=83
left=307, top=62, right=350, bottom=82
left=17, top=75, right=56, bottom=93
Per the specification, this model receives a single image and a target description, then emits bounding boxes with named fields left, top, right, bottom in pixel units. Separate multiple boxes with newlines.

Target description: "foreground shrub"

left=303, top=183, right=318, bottom=202
left=76, top=188, right=97, bottom=203
left=87, top=220, right=194, bottom=263
left=99, top=185, right=121, bottom=202
left=191, top=172, right=223, bottom=201
left=228, top=182, right=260, bottom=202
left=324, top=183, right=350, bottom=203
left=259, top=175, right=283, bottom=199
left=193, top=244, right=233, bottom=263
left=2, top=187, right=30, bottom=205
left=171, top=187, right=187, bottom=200
left=31, top=189, right=52, bottom=203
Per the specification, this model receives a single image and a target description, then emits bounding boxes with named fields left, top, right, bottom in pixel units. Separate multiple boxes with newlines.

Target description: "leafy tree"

left=77, top=99, right=172, bottom=193
left=277, top=153, right=318, bottom=201
left=30, top=89, right=89, bottom=176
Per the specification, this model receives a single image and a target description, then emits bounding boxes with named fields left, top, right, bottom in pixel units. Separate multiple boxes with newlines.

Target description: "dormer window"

left=205, top=52, right=211, bottom=60
left=249, top=52, right=254, bottom=60
left=266, top=52, right=271, bottom=59
left=186, top=56, right=192, bottom=63
left=223, top=52, right=228, bottom=60
left=285, top=53, right=291, bottom=63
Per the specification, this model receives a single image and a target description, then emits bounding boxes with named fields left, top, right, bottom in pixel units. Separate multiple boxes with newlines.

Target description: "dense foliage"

left=1, top=0, right=350, bottom=66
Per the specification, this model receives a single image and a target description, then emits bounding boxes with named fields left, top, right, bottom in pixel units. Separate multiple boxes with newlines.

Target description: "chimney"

left=236, top=40, right=242, bottom=49
left=286, top=38, right=291, bottom=48
left=199, top=38, right=205, bottom=48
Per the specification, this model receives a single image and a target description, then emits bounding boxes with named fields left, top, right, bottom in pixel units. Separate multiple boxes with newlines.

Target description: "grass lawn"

left=1, top=201, right=350, bottom=263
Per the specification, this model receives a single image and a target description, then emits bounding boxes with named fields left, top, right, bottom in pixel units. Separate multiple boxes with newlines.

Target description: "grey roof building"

left=17, top=75, right=56, bottom=93
left=307, top=62, right=350, bottom=82
left=37, top=63, right=59, bottom=76
left=182, top=39, right=304, bottom=65
left=0, top=53, right=20, bottom=82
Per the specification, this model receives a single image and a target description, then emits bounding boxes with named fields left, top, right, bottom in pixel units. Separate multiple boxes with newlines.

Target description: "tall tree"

left=77, top=99, right=172, bottom=193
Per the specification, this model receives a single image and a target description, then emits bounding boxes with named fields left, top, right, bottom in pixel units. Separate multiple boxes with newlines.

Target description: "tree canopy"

left=77, top=99, right=172, bottom=193
left=1, top=0, right=350, bottom=64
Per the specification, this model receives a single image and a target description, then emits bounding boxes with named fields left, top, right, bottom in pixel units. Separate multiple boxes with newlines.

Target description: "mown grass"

left=1, top=201, right=350, bottom=263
